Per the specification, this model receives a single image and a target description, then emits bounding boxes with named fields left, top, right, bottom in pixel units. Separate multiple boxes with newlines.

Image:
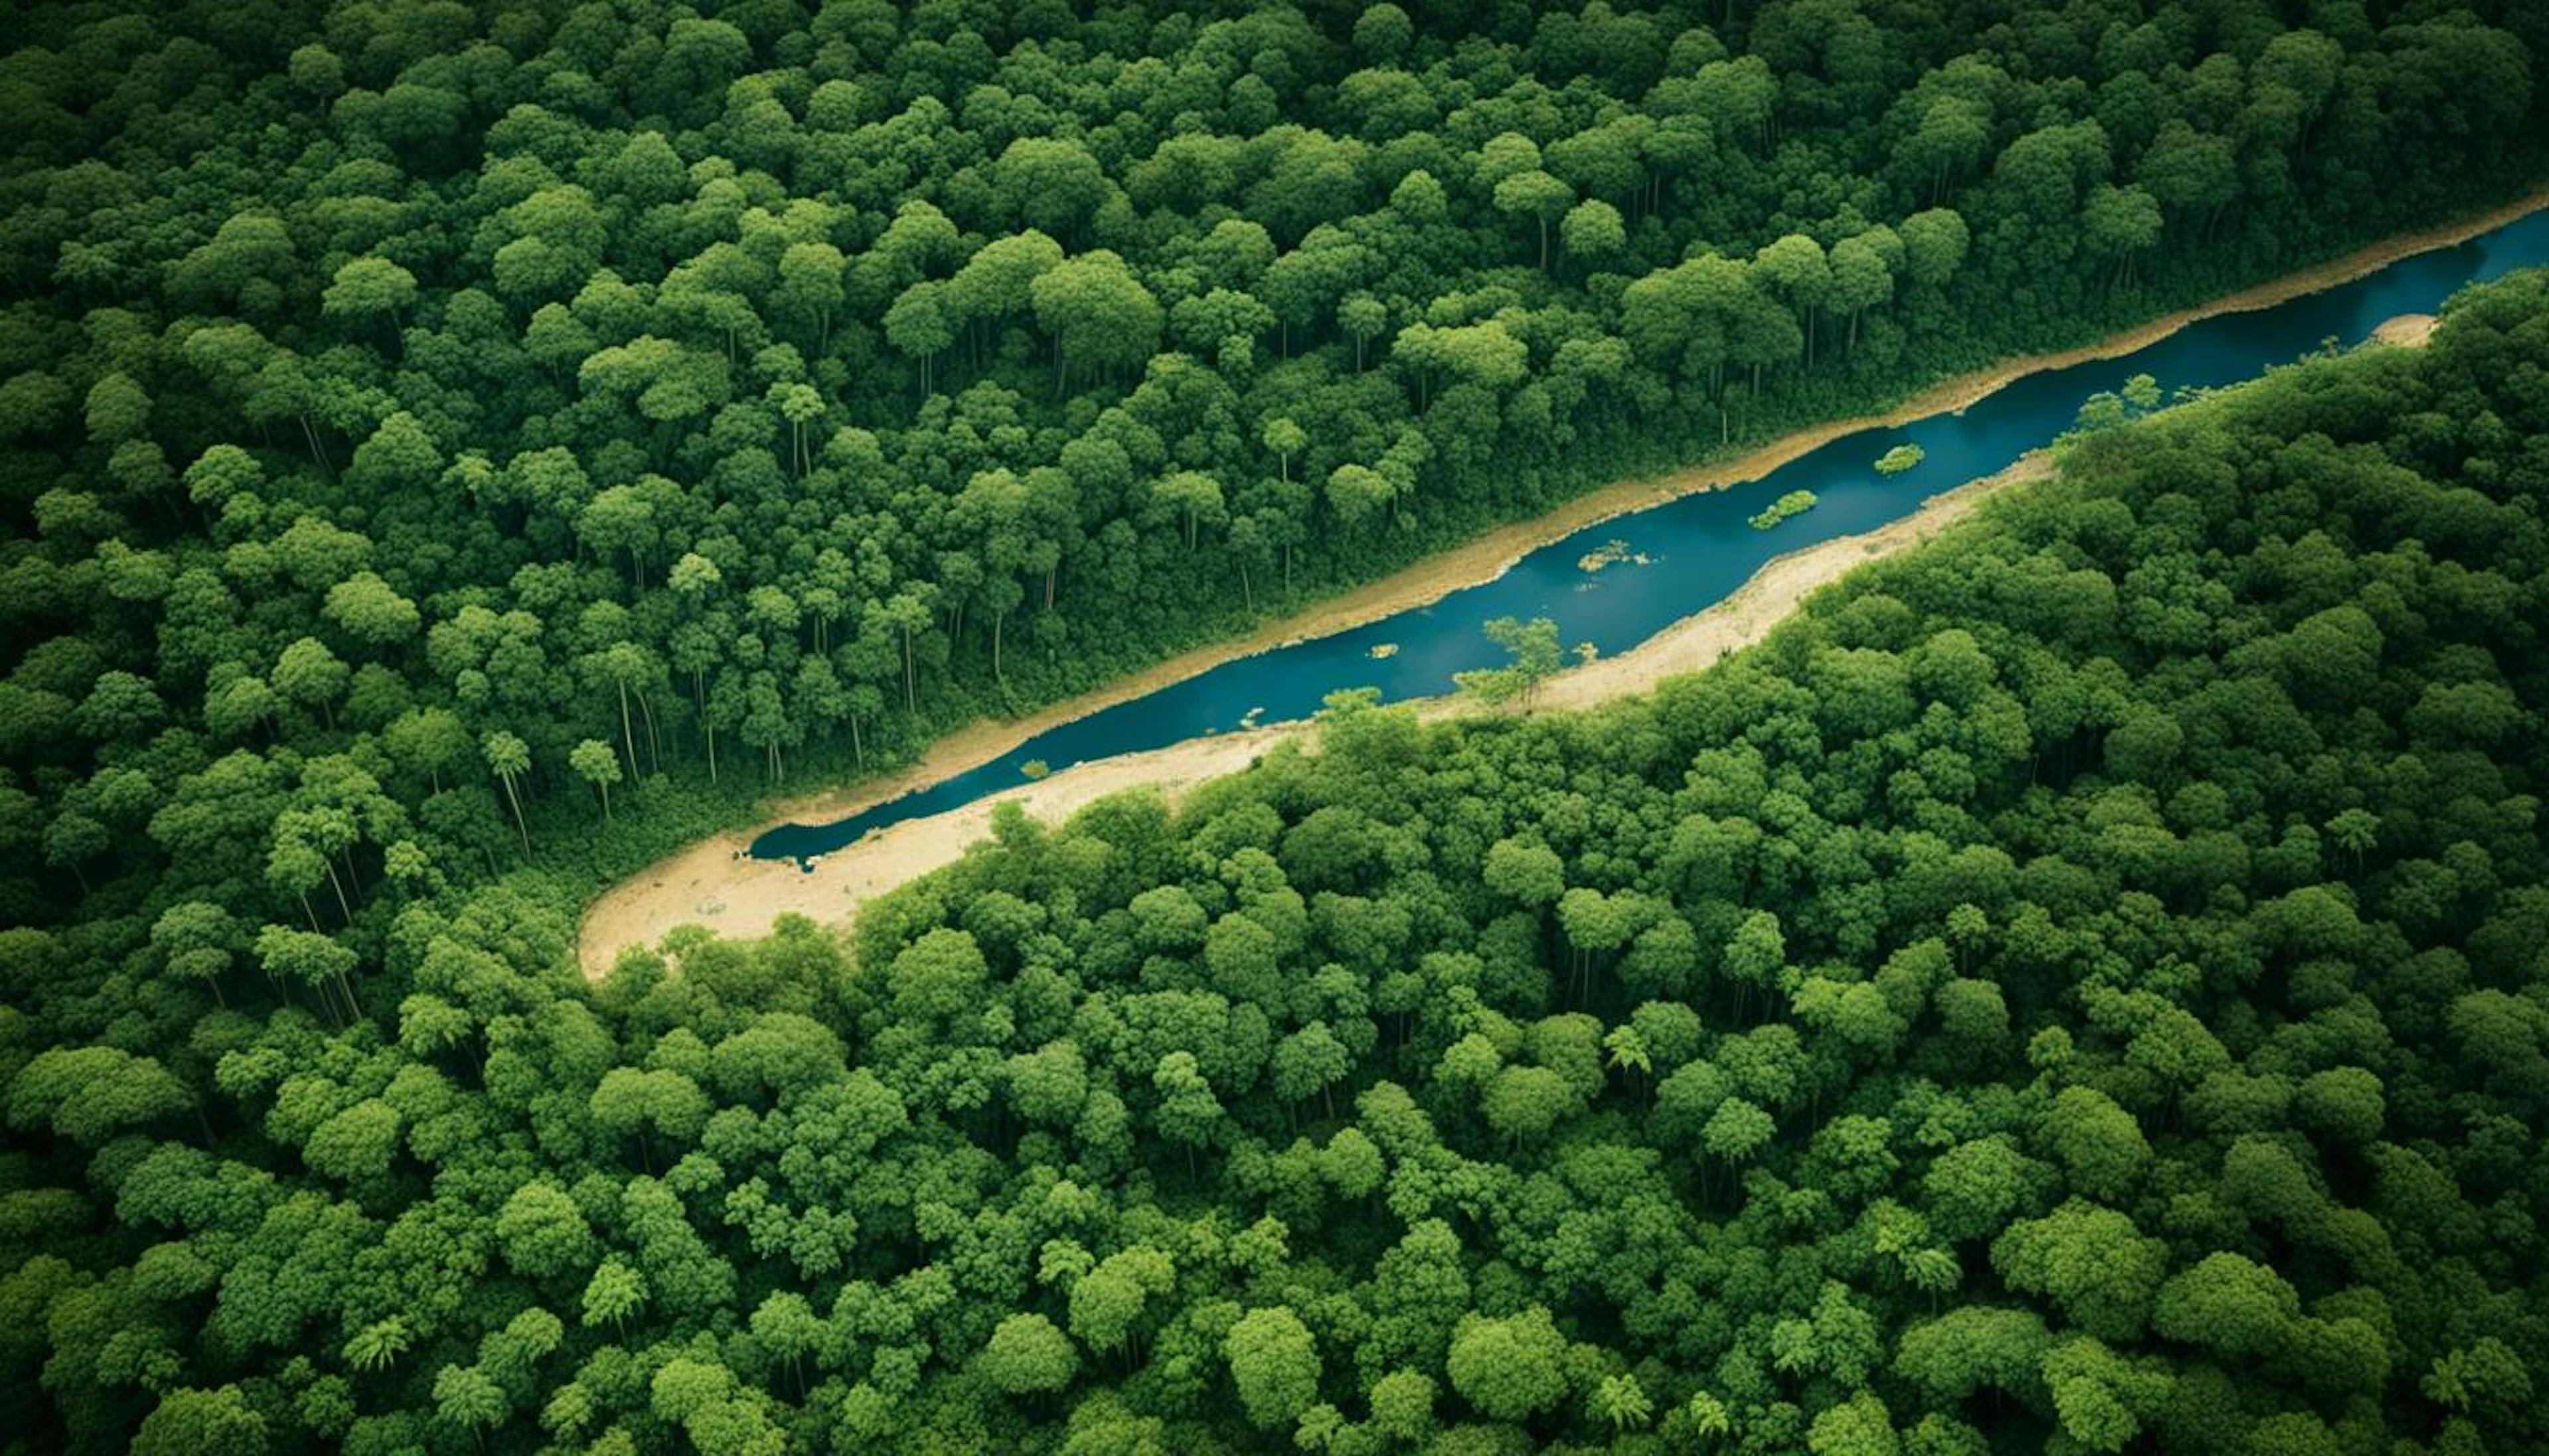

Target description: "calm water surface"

left=757, top=212, right=2549, bottom=863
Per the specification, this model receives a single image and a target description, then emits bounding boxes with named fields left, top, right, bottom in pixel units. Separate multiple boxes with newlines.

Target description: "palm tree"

left=2327, top=808, right=2379, bottom=871
left=482, top=731, right=531, bottom=851
left=569, top=739, right=621, bottom=818
left=1595, top=1373, right=1654, bottom=1431
left=345, top=1317, right=411, bottom=1373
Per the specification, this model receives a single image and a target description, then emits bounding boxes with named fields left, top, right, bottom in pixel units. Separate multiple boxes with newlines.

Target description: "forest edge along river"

left=576, top=447, right=2060, bottom=982
left=750, top=191, right=2549, bottom=863
left=578, top=192, right=2549, bottom=982
left=579, top=193, right=2549, bottom=982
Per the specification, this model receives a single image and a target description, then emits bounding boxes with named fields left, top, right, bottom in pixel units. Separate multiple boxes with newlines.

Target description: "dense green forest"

left=3, top=0, right=2543, bottom=869
left=15, top=257, right=2547, bottom=1454
left=5, top=0, right=2549, bottom=1451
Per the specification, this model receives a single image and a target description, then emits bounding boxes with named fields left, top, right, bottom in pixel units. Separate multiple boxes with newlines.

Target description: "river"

left=753, top=208, right=2549, bottom=864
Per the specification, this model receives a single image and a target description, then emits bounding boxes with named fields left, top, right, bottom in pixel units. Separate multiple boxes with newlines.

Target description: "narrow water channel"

left=755, top=209, right=2549, bottom=864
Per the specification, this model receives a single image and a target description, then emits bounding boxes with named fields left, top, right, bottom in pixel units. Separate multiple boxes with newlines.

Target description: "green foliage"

left=3, top=0, right=2549, bottom=1448
left=2072, top=373, right=2165, bottom=433
left=1224, top=1306, right=1320, bottom=1429
left=1447, top=1308, right=1571, bottom=1422
left=1749, top=489, right=1820, bottom=530
left=301, top=280, right=2549, bottom=1448
left=1453, top=616, right=1564, bottom=705
left=982, top=1313, right=1079, bottom=1398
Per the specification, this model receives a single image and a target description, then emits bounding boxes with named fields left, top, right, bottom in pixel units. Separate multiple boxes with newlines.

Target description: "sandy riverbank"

left=1526, top=455, right=2049, bottom=711
left=578, top=451, right=2053, bottom=979
left=2370, top=313, right=2439, bottom=346
left=574, top=186, right=2534, bottom=980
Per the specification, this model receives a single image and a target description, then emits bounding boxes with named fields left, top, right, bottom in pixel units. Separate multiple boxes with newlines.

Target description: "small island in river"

left=1749, top=488, right=1820, bottom=530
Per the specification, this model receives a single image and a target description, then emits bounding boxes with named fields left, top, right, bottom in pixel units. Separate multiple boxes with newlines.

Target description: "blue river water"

left=756, top=208, right=2549, bottom=863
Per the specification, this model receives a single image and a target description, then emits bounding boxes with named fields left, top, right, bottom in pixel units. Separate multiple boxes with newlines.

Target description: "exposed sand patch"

left=2371, top=313, right=2439, bottom=346
left=578, top=192, right=2527, bottom=980
left=576, top=728, right=1292, bottom=982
